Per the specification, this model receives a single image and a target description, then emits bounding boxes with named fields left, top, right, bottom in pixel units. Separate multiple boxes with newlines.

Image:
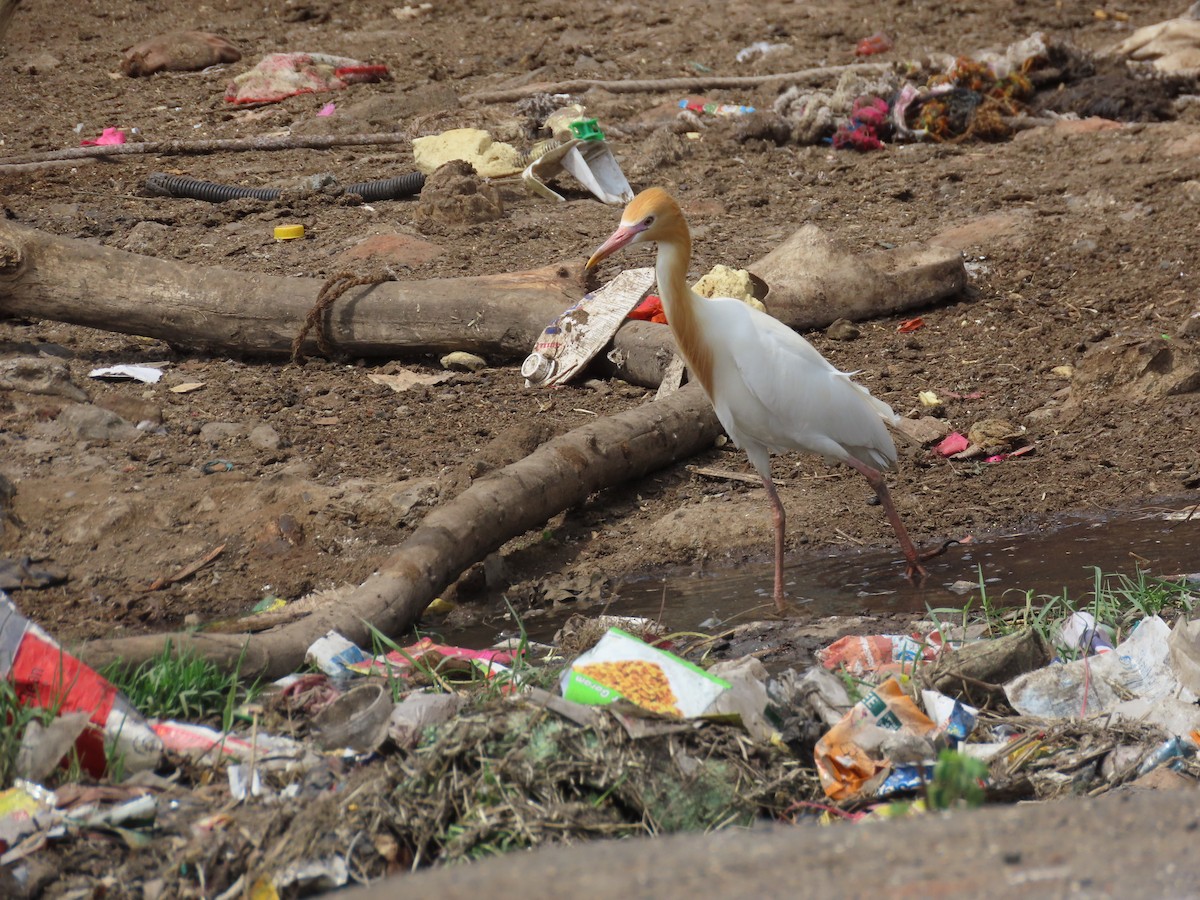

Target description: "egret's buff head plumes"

left=586, top=188, right=686, bottom=269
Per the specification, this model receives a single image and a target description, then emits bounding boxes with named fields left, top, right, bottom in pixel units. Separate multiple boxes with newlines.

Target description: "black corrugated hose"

left=144, top=171, right=426, bottom=203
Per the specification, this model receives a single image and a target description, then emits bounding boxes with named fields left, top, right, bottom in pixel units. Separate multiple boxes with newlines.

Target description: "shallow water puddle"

left=442, top=503, right=1200, bottom=644
left=605, top=503, right=1200, bottom=632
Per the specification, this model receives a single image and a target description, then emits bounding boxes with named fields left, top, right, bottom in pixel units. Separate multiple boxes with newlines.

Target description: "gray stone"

left=249, top=424, right=284, bottom=451
left=58, top=403, right=140, bottom=442
left=0, top=356, right=87, bottom=402
left=199, top=422, right=246, bottom=444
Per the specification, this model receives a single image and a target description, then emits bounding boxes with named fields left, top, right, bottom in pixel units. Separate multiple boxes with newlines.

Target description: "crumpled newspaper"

left=225, top=52, right=388, bottom=104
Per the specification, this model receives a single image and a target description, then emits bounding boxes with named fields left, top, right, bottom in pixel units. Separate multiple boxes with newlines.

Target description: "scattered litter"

left=88, top=364, right=164, bottom=383
left=412, top=127, right=524, bottom=178
left=391, top=3, right=433, bottom=20
left=367, top=369, right=453, bottom=392
left=387, top=691, right=463, bottom=748
left=168, top=381, right=206, bottom=393
left=832, top=96, right=888, bottom=151
left=305, top=630, right=372, bottom=678
left=679, top=96, right=756, bottom=117
left=813, top=677, right=939, bottom=800
left=521, top=112, right=635, bottom=205
left=317, top=101, right=336, bottom=116
left=0, top=592, right=163, bottom=778
left=691, top=264, right=764, bottom=310
left=898, top=317, right=924, bottom=333
left=705, top=657, right=775, bottom=741
left=561, top=628, right=730, bottom=718
left=817, top=631, right=945, bottom=677
left=1110, top=7, right=1200, bottom=73
left=225, top=53, right=388, bottom=105
left=921, top=627, right=1051, bottom=707
left=344, top=636, right=517, bottom=681
left=0, top=781, right=57, bottom=854
left=150, top=719, right=306, bottom=764
left=522, top=267, right=655, bottom=387
left=935, top=431, right=970, bottom=456
left=855, top=31, right=894, bottom=57
left=523, top=137, right=635, bottom=205
left=627, top=294, right=667, bottom=324
left=311, top=682, right=394, bottom=752
left=735, top=42, right=790, bottom=64
left=80, top=127, right=125, bottom=147
left=1005, top=615, right=1200, bottom=734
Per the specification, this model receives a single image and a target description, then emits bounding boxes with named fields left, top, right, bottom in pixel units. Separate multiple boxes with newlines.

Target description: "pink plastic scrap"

left=935, top=432, right=970, bottom=457
left=80, top=127, right=126, bottom=146
left=225, top=52, right=389, bottom=104
left=346, top=637, right=517, bottom=679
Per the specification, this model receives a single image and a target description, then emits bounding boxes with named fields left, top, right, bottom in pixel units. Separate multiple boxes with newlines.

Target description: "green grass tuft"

left=100, top=641, right=258, bottom=727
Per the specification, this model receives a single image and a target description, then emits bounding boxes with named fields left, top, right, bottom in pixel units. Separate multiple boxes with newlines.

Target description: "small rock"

left=893, top=416, right=951, bottom=445
left=0, top=356, right=87, bottom=402
left=440, top=351, right=486, bottom=372
left=1182, top=181, right=1200, bottom=205
left=333, top=232, right=445, bottom=269
left=825, top=318, right=861, bottom=341
left=388, top=477, right=439, bottom=519
left=95, top=394, right=162, bottom=425
left=947, top=580, right=977, bottom=595
left=122, top=31, right=241, bottom=77
left=248, top=424, right=284, bottom=451
left=199, top=422, right=246, bottom=444
left=122, top=221, right=172, bottom=256
left=15, top=52, right=62, bottom=74
left=1050, top=365, right=1075, bottom=378
left=58, top=403, right=140, bottom=442
left=1179, top=310, right=1200, bottom=339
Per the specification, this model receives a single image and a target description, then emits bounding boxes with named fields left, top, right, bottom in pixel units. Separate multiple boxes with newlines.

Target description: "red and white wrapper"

left=0, top=593, right=162, bottom=777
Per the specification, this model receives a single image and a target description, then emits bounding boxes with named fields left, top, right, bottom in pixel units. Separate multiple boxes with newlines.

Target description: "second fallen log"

left=0, top=217, right=584, bottom=360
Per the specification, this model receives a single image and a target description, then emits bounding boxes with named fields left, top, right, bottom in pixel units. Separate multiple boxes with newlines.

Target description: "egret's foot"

left=770, top=593, right=805, bottom=617
left=915, top=535, right=975, bottom=565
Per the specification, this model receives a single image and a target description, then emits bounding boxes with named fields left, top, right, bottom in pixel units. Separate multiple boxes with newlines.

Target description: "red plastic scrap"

left=855, top=32, right=894, bottom=56
left=897, top=317, right=924, bottom=333
left=935, top=432, right=970, bottom=457
left=986, top=445, right=1035, bottom=463
left=627, top=294, right=668, bottom=324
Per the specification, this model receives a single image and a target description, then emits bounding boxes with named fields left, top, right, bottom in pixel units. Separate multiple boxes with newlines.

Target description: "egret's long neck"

left=655, top=231, right=715, bottom=397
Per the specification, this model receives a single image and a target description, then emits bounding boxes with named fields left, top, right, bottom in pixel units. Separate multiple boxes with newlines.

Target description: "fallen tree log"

left=77, top=383, right=722, bottom=678
left=0, top=218, right=966, bottom=385
left=0, top=217, right=586, bottom=361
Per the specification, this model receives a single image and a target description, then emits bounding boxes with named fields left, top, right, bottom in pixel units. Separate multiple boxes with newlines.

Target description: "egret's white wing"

left=704, top=298, right=897, bottom=469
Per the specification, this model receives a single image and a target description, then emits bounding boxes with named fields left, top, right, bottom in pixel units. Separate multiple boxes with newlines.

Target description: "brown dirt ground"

left=2, top=0, right=1200, bottom=652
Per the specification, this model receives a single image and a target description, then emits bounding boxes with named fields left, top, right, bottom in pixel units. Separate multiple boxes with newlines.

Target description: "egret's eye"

left=643, top=215, right=655, bottom=227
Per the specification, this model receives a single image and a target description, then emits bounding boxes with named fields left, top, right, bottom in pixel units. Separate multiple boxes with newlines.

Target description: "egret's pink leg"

left=844, top=458, right=927, bottom=580
left=759, top=472, right=788, bottom=612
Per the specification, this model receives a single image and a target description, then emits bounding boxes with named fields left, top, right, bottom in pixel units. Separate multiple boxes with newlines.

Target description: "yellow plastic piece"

left=274, top=224, right=305, bottom=241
